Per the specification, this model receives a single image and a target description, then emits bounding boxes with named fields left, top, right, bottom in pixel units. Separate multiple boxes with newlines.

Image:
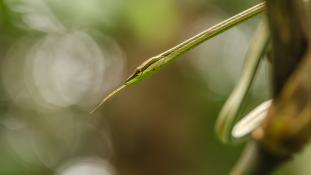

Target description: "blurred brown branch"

left=255, top=0, right=310, bottom=158
left=232, top=0, right=311, bottom=174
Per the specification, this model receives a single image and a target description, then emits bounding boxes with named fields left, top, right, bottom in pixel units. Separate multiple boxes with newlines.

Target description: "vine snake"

left=91, top=2, right=270, bottom=144
left=91, top=2, right=265, bottom=114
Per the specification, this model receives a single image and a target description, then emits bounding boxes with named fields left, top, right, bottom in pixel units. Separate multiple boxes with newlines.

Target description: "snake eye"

left=125, top=69, right=142, bottom=82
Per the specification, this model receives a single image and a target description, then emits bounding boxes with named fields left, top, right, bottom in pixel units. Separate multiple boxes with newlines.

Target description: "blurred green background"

left=0, top=0, right=310, bottom=174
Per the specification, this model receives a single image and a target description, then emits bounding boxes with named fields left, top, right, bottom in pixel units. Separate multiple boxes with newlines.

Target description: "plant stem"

left=230, top=142, right=287, bottom=175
